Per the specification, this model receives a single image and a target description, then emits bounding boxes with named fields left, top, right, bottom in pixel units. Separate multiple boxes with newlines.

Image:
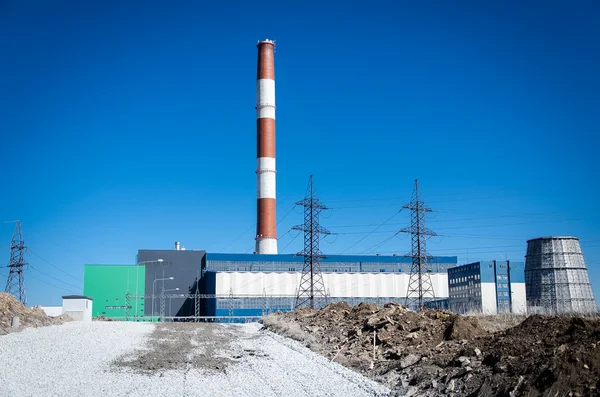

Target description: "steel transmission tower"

left=4, top=221, right=28, bottom=304
left=401, top=180, right=436, bottom=311
left=293, top=175, right=331, bottom=310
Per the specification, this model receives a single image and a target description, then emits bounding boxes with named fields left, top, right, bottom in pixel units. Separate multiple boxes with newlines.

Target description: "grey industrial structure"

left=525, top=236, right=597, bottom=314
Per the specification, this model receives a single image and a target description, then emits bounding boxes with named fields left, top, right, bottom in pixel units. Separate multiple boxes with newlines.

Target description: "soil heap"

left=262, top=302, right=600, bottom=397
left=0, top=292, right=71, bottom=335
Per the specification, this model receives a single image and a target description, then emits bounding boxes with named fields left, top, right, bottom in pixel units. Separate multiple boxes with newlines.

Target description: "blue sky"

left=1, top=1, right=598, bottom=306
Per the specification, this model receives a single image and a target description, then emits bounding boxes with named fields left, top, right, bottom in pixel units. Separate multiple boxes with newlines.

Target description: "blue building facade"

left=448, top=261, right=526, bottom=314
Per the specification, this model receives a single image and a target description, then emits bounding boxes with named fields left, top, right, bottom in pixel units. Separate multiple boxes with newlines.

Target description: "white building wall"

left=511, top=283, right=527, bottom=314
left=214, top=272, right=449, bottom=299
left=39, top=306, right=62, bottom=317
left=62, top=298, right=93, bottom=322
left=480, top=282, right=498, bottom=314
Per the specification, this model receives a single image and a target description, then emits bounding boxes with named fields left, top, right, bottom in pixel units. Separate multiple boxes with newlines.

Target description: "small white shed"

left=61, top=295, right=93, bottom=322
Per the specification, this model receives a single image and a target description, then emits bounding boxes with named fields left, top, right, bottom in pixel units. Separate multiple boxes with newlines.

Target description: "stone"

left=400, top=354, right=421, bottom=369
left=458, top=356, right=471, bottom=366
left=447, top=379, right=456, bottom=392
left=11, top=315, right=19, bottom=329
left=474, top=348, right=482, bottom=357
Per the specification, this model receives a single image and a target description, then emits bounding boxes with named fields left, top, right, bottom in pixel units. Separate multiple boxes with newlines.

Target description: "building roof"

left=62, top=295, right=93, bottom=300
left=207, top=253, right=458, bottom=264
left=526, top=236, right=579, bottom=242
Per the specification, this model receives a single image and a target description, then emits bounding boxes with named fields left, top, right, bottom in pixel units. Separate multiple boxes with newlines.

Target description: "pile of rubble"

left=262, top=302, right=600, bottom=396
left=0, top=293, right=71, bottom=335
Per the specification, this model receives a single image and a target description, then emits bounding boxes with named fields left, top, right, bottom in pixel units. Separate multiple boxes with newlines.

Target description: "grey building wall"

left=137, top=249, right=206, bottom=317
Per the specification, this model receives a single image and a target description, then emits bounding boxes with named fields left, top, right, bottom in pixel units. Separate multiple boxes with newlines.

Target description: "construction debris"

left=0, top=293, right=70, bottom=335
left=262, top=301, right=600, bottom=397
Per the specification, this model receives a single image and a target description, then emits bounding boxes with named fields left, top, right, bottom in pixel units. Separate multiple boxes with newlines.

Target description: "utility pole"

left=401, top=180, right=436, bottom=311
left=4, top=221, right=28, bottom=305
left=294, top=175, right=331, bottom=310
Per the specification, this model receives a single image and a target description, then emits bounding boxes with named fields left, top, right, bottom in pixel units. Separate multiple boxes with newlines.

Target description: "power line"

left=219, top=224, right=256, bottom=253
left=331, top=194, right=514, bottom=209
left=339, top=210, right=402, bottom=253
left=325, top=189, right=512, bottom=203
left=28, top=249, right=83, bottom=283
left=327, top=215, right=577, bottom=229
left=29, top=266, right=81, bottom=290
left=280, top=232, right=301, bottom=253
left=330, top=218, right=582, bottom=236
left=27, top=273, right=79, bottom=294
left=219, top=199, right=296, bottom=253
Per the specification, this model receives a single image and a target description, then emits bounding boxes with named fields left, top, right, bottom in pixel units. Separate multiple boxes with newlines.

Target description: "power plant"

left=78, top=41, right=595, bottom=320
left=10, top=40, right=597, bottom=321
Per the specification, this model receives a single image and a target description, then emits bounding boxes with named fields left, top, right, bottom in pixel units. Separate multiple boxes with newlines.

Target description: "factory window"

left=499, top=264, right=506, bottom=268
left=489, top=264, right=493, bottom=268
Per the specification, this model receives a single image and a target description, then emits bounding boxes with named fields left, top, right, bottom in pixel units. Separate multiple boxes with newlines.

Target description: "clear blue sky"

left=1, top=1, right=598, bottom=306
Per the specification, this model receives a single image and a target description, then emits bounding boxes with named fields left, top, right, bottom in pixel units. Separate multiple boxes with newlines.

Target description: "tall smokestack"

left=255, top=39, right=277, bottom=254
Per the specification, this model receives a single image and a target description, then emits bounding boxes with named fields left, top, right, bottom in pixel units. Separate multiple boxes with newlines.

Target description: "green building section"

left=83, top=265, right=147, bottom=320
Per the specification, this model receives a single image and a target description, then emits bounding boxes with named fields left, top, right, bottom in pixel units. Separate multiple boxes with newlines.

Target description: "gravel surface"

left=0, top=321, right=390, bottom=397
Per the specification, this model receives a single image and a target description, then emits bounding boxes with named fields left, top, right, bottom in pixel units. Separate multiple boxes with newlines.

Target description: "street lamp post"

left=163, top=288, right=180, bottom=320
left=135, top=259, right=163, bottom=320
left=153, top=276, right=173, bottom=322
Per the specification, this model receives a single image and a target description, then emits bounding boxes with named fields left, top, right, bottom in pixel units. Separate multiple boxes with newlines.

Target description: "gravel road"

left=0, top=321, right=390, bottom=397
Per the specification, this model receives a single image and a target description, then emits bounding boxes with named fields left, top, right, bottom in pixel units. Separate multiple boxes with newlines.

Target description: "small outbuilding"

left=62, top=295, right=93, bottom=322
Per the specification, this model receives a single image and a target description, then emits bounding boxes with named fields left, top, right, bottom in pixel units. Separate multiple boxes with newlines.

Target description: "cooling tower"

left=525, top=236, right=597, bottom=313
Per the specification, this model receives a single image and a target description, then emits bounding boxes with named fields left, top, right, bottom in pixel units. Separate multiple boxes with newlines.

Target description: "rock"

left=406, top=332, right=419, bottom=339
left=384, top=349, right=402, bottom=360
left=377, top=328, right=393, bottom=344
left=400, top=354, right=421, bottom=369
left=474, top=348, right=482, bottom=357
left=465, top=366, right=473, bottom=372
left=584, top=364, right=590, bottom=370
left=446, top=379, right=456, bottom=392
left=432, top=380, right=438, bottom=388
left=458, top=356, right=471, bottom=366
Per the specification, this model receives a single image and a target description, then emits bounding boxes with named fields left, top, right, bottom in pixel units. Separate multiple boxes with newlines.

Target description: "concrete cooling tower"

left=525, top=236, right=597, bottom=313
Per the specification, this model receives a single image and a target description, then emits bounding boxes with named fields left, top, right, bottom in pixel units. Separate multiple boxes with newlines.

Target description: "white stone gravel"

left=0, top=322, right=390, bottom=397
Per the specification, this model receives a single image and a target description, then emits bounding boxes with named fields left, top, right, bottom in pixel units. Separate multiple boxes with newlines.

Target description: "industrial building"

left=82, top=246, right=458, bottom=321
left=525, top=236, right=597, bottom=314
left=447, top=260, right=526, bottom=314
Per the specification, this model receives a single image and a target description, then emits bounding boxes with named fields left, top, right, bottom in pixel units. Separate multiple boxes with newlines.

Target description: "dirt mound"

left=477, top=315, right=600, bottom=396
left=94, top=316, right=114, bottom=321
left=263, top=302, right=600, bottom=397
left=444, top=315, right=488, bottom=341
left=0, top=293, right=71, bottom=335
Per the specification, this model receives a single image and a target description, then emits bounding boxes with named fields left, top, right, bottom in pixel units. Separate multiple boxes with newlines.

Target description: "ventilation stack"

left=525, top=236, right=597, bottom=313
left=255, top=39, right=277, bottom=254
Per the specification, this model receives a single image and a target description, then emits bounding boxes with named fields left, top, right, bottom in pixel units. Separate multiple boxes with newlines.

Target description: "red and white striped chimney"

left=255, top=39, right=277, bottom=254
